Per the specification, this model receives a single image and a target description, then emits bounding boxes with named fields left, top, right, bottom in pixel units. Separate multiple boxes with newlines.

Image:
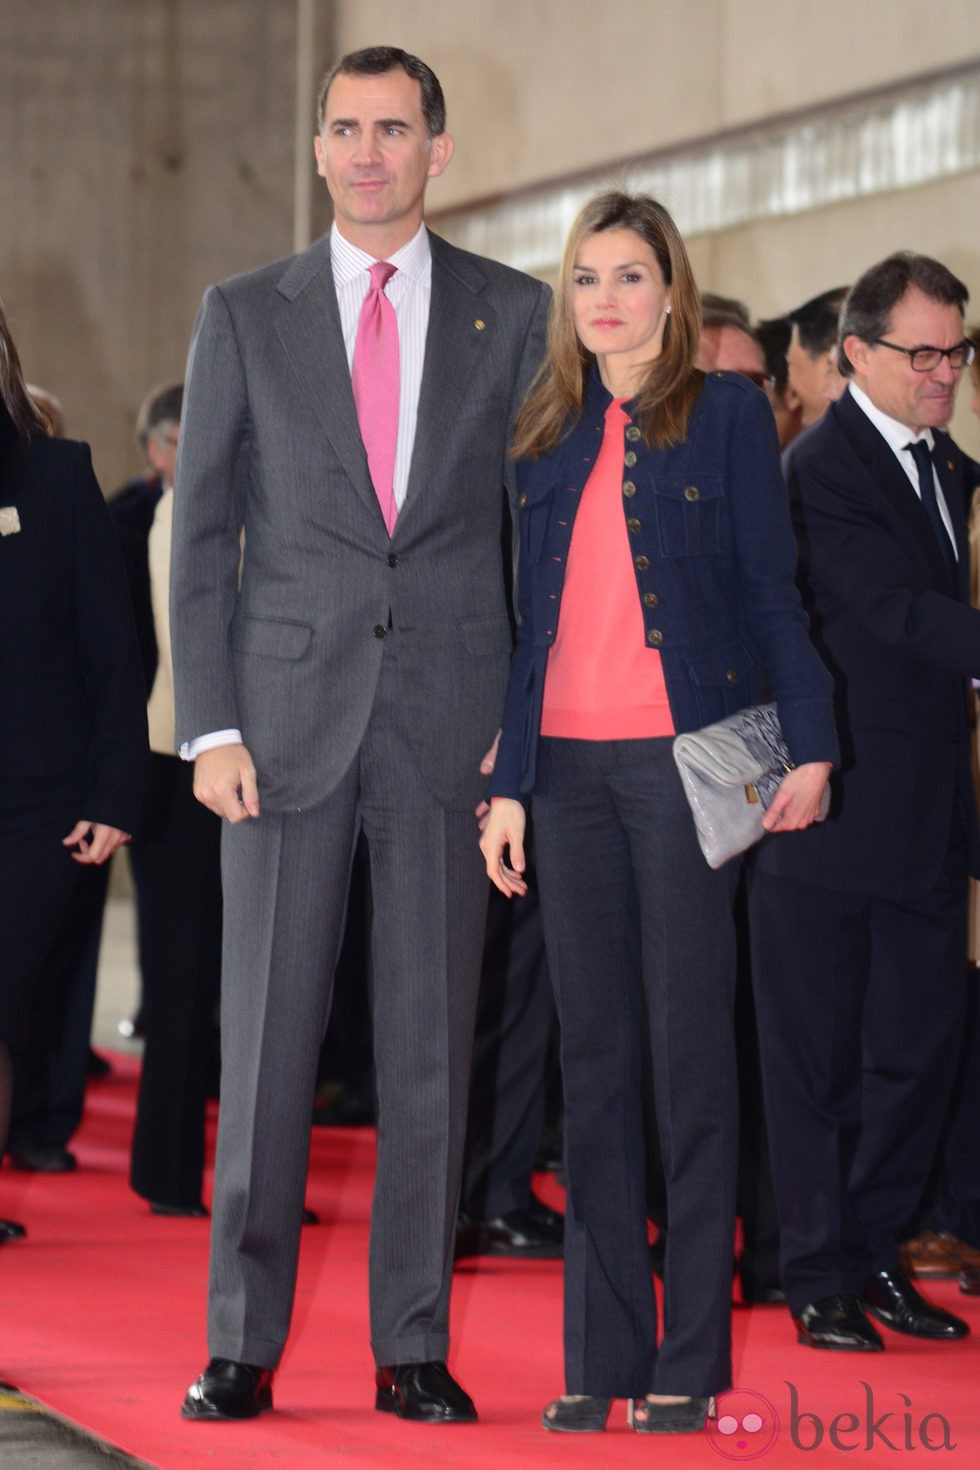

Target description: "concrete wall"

left=2, top=0, right=979, bottom=481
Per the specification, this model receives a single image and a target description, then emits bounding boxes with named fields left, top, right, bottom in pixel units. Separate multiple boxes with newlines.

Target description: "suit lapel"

left=272, top=237, right=378, bottom=518
left=933, top=429, right=971, bottom=602
left=834, top=391, right=957, bottom=594
left=399, top=234, right=491, bottom=527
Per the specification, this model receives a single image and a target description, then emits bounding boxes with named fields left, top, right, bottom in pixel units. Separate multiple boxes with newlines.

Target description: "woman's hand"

left=762, top=762, right=832, bottom=833
left=479, top=798, right=528, bottom=898
left=62, top=821, right=130, bottom=865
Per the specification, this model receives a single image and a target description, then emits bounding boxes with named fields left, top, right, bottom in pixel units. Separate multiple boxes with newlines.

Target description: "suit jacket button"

left=387, top=552, right=398, bottom=567
left=643, top=592, right=659, bottom=607
left=627, top=518, right=642, bottom=533
left=684, top=485, right=700, bottom=501
left=635, top=555, right=650, bottom=571
left=626, top=425, right=641, bottom=442
left=624, top=450, right=638, bottom=468
left=647, top=628, right=663, bottom=646
left=518, top=492, right=528, bottom=507
left=623, top=480, right=637, bottom=498
left=373, top=624, right=387, bottom=639
left=726, top=668, right=737, bottom=683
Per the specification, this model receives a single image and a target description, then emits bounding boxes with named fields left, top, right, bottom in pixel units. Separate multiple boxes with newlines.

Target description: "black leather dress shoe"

left=181, top=1358, right=274, bottom=1419
left=455, top=1196, right=564, bottom=1259
left=861, top=1268, right=969, bottom=1339
left=0, top=1218, right=27, bottom=1243
left=8, top=1145, right=76, bottom=1173
left=375, top=1361, right=477, bottom=1422
left=793, top=1294, right=884, bottom=1351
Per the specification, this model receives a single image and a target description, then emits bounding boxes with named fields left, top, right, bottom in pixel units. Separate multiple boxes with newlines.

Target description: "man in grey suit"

left=172, top=46, right=549, bottom=1424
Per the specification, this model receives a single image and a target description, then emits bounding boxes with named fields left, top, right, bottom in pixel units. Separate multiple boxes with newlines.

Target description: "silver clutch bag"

left=672, top=703, right=827, bottom=869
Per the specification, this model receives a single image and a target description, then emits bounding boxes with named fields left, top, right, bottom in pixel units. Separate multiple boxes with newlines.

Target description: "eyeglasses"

left=871, top=338, right=975, bottom=373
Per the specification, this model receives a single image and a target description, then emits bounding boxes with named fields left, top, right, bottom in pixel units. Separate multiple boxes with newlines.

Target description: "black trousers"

left=130, top=755, right=222, bottom=1207
left=532, top=736, right=739, bottom=1398
left=748, top=837, right=968, bottom=1314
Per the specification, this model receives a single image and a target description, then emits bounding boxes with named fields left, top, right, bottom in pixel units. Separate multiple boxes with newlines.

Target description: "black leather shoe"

left=861, top=1268, right=969, bottom=1339
left=150, top=1201, right=209, bottom=1218
left=456, top=1196, right=564, bottom=1259
left=793, top=1294, right=884, bottom=1351
left=0, top=1218, right=26, bottom=1243
left=181, top=1358, right=274, bottom=1419
left=8, top=1145, right=76, bottom=1173
left=375, top=1361, right=477, bottom=1422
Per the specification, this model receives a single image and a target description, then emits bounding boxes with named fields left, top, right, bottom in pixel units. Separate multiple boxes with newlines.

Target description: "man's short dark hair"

left=756, top=316, right=792, bottom=394
left=837, top=253, right=968, bottom=377
left=701, top=291, right=751, bottom=328
left=136, top=381, right=183, bottom=449
left=789, top=286, right=848, bottom=359
left=316, top=46, right=446, bottom=138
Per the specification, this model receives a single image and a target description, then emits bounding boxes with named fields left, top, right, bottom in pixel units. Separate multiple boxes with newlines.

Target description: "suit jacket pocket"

left=231, top=617, right=312, bottom=659
left=686, top=641, right=756, bottom=724
left=653, top=474, right=723, bottom=557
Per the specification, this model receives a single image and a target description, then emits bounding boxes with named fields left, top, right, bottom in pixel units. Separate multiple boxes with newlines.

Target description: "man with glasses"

left=748, top=252, right=978, bottom=1352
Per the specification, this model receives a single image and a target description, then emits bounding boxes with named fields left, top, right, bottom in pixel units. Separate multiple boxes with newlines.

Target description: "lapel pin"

left=0, top=506, right=21, bottom=536
left=474, top=319, right=486, bottom=331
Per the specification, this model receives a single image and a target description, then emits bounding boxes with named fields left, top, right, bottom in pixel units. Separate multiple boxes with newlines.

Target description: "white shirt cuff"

left=180, top=729, right=243, bottom=761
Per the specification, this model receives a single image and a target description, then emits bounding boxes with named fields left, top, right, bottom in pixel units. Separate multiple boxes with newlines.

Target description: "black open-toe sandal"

left=628, top=1395, right=714, bottom=1433
left=542, top=1395, right=612, bottom=1432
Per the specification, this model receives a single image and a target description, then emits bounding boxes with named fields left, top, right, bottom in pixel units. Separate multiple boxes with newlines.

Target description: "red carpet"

left=2, top=1054, right=979, bottom=1467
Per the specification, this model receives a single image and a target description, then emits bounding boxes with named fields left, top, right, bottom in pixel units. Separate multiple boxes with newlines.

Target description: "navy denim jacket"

left=490, top=366, right=838, bottom=799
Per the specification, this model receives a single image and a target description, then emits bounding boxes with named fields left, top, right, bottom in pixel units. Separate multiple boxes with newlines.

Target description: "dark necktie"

left=906, top=438, right=955, bottom=589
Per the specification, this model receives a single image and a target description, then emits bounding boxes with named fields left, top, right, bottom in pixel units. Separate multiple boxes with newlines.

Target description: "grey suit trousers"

left=207, top=641, right=488, bottom=1367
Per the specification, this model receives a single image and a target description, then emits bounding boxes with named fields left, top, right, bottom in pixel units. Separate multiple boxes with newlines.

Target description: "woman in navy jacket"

left=481, top=194, right=836, bottom=1434
left=0, top=301, right=147, bottom=1242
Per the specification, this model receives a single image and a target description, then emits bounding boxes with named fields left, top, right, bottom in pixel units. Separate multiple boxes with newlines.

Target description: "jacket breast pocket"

left=653, top=475, right=723, bottom=557
left=519, top=483, right=556, bottom=565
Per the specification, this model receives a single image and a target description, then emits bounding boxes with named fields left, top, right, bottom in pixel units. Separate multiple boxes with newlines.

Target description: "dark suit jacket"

left=754, top=387, right=980, bottom=900
left=0, top=404, right=148, bottom=838
left=491, top=367, right=838, bottom=799
left=172, top=229, right=549, bottom=813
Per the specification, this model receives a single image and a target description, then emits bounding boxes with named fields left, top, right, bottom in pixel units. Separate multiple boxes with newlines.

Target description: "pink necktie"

left=352, top=261, right=399, bottom=535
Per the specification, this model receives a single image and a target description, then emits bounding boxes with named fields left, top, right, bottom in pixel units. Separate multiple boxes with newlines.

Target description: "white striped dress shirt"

left=330, top=220, right=432, bottom=512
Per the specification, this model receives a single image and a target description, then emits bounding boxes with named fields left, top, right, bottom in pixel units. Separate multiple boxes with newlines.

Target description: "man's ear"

left=314, top=133, right=327, bottom=179
left=427, top=132, right=454, bottom=180
left=842, top=334, right=869, bottom=378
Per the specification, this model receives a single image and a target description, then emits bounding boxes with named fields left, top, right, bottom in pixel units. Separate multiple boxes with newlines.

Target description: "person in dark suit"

left=749, top=252, right=979, bottom=1351
left=481, top=192, right=836, bottom=1436
left=0, top=298, right=147, bottom=1240
left=171, top=47, right=548, bottom=1424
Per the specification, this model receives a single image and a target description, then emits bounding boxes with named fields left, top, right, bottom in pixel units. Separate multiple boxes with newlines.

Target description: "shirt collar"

left=329, top=221, right=431, bottom=287
left=848, top=381, right=935, bottom=454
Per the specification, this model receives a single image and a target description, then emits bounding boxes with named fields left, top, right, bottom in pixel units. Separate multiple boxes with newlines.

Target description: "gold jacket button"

left=726, top=668, right=737, bottom=683
left=647, top=628, right=663, bottom=646
left=623, top=480, right=636, bottom=498
left=626, top=425, right=641, bottom=442
left=635, top=555, right=650, bottom=571
left=684, top=485, right=700, bottom=502
left=624, top=450, right=637, bottom=468
left=643, top=592, right=659, bottom=607
left=518, top=492, right=527, bottom=507
left=627, top=518, right=642, bottom=533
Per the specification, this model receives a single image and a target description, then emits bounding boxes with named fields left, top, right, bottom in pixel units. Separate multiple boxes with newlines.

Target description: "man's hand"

left=62, top=821, right=130, bottom=865
left=479, top=797, right=528, bottom=898
left=193, top=743, right=260, bottom=823
left=762, top=761, right=831, bottom=833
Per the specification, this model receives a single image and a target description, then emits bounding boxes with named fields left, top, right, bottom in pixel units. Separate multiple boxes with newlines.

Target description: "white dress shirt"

left=848, top=382, right=957, bottom=557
